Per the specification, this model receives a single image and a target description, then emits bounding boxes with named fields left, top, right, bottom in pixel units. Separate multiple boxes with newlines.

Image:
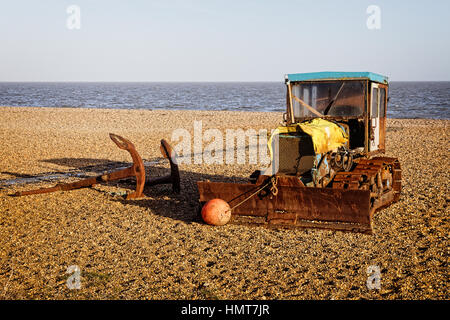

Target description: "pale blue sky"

left=1, top=0, right=449, bottom=81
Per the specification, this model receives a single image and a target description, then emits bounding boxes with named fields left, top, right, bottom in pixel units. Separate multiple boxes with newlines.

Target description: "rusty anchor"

left=148, top=139, right=181, bottom=193
left=13, top=133, right=180, bottom=198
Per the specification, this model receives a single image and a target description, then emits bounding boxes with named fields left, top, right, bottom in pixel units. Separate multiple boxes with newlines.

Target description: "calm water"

left=0, top=82, right=448, bottom=119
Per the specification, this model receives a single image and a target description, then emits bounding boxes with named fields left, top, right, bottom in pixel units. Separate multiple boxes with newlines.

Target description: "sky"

left=0, top=0, right=449, bottom=82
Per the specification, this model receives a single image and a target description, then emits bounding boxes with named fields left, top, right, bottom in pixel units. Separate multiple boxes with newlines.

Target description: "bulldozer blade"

left=197, top=181, right=373, bottom=234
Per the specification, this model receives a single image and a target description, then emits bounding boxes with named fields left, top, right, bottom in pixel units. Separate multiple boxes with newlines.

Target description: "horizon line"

left=1, top=80, right=450, bottom=83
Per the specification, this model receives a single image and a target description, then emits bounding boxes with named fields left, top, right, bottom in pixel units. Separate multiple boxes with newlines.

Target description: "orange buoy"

left=201, top=198, right=231, bottom=226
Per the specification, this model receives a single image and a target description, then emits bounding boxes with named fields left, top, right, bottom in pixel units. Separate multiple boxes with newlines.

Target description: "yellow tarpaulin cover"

left=268, top=118, right=348, bottom=158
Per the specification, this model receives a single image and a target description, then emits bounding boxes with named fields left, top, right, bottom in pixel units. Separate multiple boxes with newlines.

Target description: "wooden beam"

left=287, top=82, right=295, bottom=124
left=292, top=95, right=323, bottom=117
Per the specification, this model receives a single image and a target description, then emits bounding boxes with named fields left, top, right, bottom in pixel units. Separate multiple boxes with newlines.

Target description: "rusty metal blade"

left=197, top=181, right=372, bottom=231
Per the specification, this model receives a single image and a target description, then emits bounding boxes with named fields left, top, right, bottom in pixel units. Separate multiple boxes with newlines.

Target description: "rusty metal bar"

left=14, top=133, right=146, bottom=199
left=13, top=135, right=182, bottom=199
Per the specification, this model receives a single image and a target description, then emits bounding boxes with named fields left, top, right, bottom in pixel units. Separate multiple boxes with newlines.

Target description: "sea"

left=0, top=82, right=448, bottom=119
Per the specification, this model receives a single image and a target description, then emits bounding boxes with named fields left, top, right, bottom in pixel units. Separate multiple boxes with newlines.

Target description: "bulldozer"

left=197, top=72, right=402, bottom=234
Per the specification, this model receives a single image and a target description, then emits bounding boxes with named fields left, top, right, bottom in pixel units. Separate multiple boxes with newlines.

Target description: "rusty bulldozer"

left=198, top=72, right=402, bottom=234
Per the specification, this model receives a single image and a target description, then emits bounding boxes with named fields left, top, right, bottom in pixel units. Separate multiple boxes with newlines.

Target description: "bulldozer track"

left=332, top=156, right=402, bottom=210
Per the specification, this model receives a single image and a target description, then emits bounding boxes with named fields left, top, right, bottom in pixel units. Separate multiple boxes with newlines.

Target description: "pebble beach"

left=0, top=106, right=448, bottom=299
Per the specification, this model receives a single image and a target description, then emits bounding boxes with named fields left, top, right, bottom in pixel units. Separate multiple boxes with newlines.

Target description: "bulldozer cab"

left=284, top=71, right=389, bottom=155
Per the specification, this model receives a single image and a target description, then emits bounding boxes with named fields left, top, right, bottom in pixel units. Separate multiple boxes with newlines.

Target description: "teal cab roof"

left=285, top=71, right=388, bottom=84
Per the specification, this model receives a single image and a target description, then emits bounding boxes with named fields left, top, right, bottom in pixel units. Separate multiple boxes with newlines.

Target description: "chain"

left=229, top=175, right=278, bottom=211
left=270, top=176, right=278, bottom=196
